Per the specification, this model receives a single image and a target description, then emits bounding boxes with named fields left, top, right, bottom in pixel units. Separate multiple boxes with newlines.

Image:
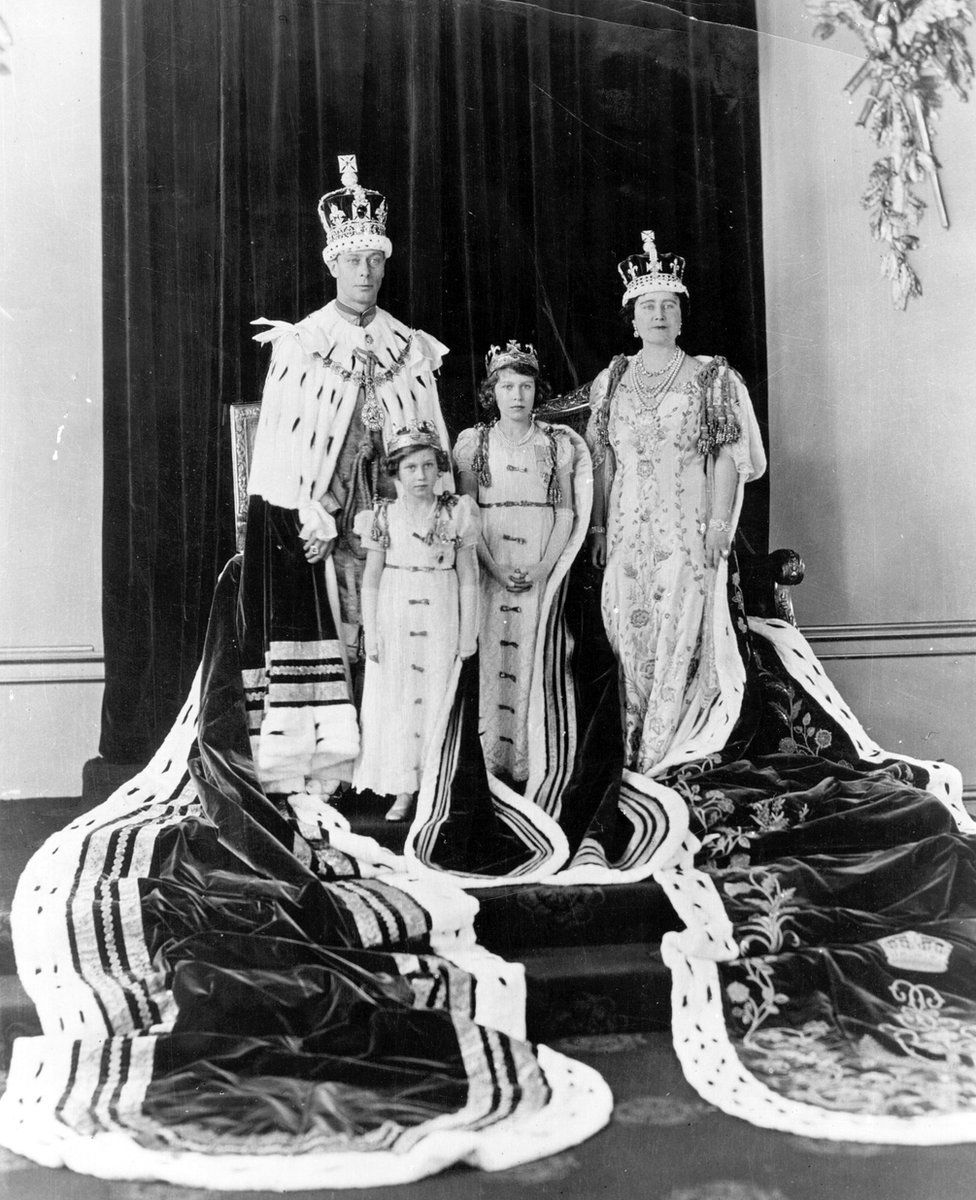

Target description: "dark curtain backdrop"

left=100, top=0, right=767, bottom=763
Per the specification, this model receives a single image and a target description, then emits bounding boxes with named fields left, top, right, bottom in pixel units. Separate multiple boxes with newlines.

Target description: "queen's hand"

left=589, top=529, right=607, bottom=569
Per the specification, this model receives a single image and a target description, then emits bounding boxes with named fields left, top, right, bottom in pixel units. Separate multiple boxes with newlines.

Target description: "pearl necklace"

left=494, top=418, right=536, bottom=448
left=632, top=348, right=685, bottom=407
left=636, top=346, right=682, bottom=378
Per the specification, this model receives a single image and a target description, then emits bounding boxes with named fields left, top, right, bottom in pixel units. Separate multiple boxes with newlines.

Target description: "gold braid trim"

left=470, top=419, right=563, bottom=504
left=539, top=421, right=563, bottom=507
left=471, top=422, right=493, bottom=489
left=369, top=498, right=393, bottom=549
left=696, top=356, right=742, bottom=456
left=587, top=355, right=628, bottom=468
left=428, top=492, right=461, bottom=548
left=369, top=493, right=461, bottom=551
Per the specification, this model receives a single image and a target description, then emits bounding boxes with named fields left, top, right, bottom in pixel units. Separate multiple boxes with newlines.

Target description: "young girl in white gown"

left=352, top=421, right=480, bottom=819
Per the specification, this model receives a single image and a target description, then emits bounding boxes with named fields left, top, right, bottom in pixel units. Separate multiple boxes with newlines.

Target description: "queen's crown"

left=618, top=230, right=688, bottom=303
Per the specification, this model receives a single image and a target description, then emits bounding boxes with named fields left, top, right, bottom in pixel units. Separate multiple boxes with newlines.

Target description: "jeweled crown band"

left=386, top=419, right=441, bottom=458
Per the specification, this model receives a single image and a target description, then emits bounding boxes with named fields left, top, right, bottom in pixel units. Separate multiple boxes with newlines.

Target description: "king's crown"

left=318, top=154, right=391, bottom=262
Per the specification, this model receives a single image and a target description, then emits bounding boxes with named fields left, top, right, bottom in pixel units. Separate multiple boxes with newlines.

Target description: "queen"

left=586, top=231, right=766, bottom=774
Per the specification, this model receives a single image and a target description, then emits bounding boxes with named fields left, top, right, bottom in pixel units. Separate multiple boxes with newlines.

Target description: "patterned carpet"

left=2, top=1029, right=972, bottom=1199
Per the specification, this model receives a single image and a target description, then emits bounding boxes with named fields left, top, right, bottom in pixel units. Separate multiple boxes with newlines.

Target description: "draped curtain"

left=100, top=0, right=765, bottom=763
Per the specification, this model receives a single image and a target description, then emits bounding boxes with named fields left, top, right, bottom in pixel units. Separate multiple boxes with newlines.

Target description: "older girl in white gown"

left=454, top=343, right=575, bottom=784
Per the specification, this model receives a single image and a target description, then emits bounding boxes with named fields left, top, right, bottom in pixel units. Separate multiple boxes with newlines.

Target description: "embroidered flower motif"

left=778, top=737, right=799, bottom=754
left=630, top=609, right=651, bottom=628
left=814, top=728, right=833, bottom=750
left=732, top=870, right=803, bottom=957
left=739, top=1005, right=976, bottom=1118
left=726, top=981, right=751, bottom=1004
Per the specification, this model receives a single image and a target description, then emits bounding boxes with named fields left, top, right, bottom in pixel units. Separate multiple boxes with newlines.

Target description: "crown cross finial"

left=338, top=154, right=358, bottom=188
left=641, top=229, right=659, bottom=267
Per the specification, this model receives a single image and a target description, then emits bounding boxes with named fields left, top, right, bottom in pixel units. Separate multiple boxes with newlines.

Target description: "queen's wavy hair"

left=384, top=441, right=451, bottom=478
left=478, top=363, right=552, bottom=415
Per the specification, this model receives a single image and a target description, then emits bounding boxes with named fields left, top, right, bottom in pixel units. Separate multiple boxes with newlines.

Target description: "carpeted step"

left=1, top=797, right=678, bottom=1052
left=0, top=942, right=673, bottom=1069
left=524, top=943, right=671, bottom=1040
left=472, top=879, right=680, bottom=954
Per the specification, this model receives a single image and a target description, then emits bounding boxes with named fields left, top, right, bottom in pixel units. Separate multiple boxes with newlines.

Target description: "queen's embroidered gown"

left=592, top=357, right=758, bottom=774
left=454, top=423, right=573, bottom=782
left=352, top=494, right=480, bottom=796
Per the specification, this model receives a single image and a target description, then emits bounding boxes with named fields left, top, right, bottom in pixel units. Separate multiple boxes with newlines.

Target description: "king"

left=241, top=155, right=452, bottom=796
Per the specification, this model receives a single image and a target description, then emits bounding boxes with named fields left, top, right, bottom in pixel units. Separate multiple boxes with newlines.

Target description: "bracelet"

left=589, top=525, right=606, bottom=535
left=707, top=518, right=731, bottom=533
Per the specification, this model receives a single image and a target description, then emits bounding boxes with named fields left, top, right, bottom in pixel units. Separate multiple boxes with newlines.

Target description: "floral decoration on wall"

left=807, top=0, right=973, bottom=308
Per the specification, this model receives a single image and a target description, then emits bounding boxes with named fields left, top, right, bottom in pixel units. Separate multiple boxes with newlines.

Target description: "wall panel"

left=0, top=0, right=103, bottom=797
left=756, top=5, right=976, bottom=788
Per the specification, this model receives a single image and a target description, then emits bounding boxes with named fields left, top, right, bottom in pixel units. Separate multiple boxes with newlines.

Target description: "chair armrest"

left=740, top=547, right=806, bottom=626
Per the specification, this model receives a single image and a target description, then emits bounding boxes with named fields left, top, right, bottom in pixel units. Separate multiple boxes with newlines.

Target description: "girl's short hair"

left=478, top=364, right=553, bottom=412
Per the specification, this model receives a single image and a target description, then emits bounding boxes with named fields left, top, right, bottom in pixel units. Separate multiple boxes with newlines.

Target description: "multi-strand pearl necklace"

left=632, top=347, right=685, bottom=407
